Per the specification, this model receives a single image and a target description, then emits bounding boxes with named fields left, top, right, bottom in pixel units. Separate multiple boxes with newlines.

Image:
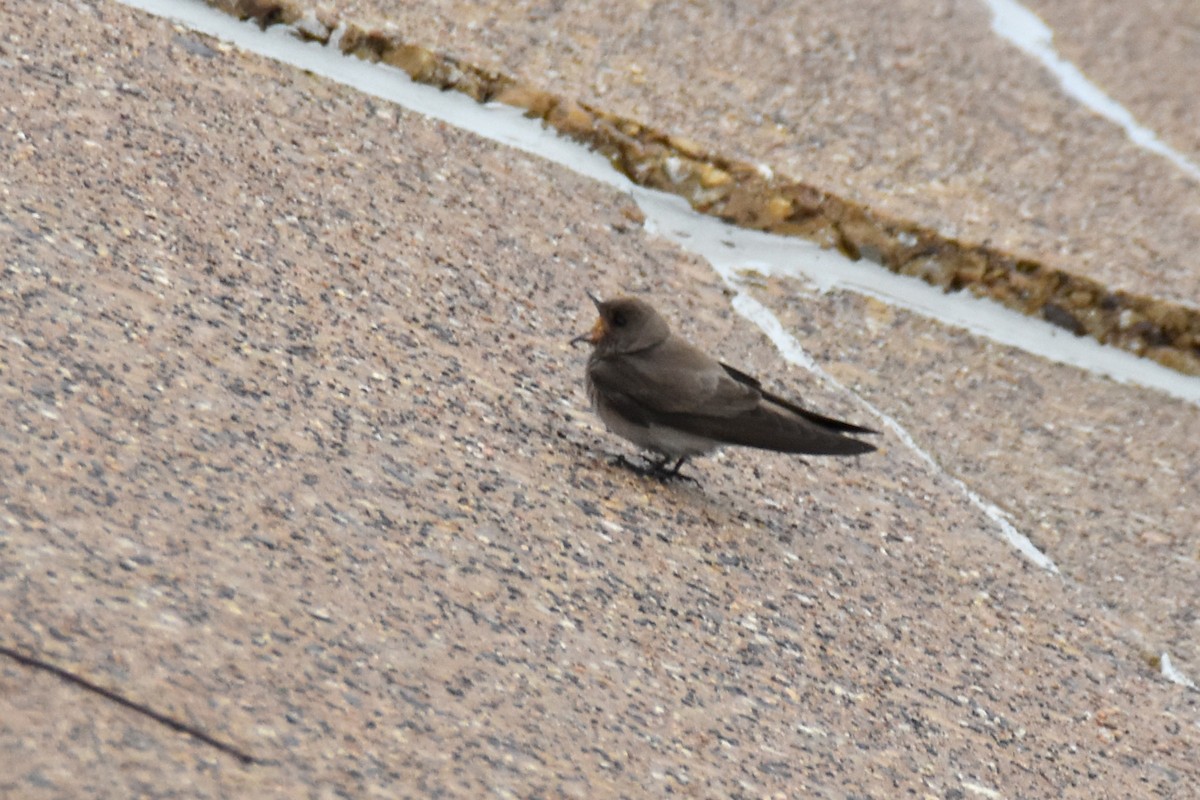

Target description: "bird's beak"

left=571, top=292, right=607, bottom=346
left=571, top=316, right=607, bottom=347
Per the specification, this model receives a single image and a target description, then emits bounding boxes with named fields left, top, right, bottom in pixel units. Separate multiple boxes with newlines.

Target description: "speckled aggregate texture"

left=1022, top=0, right=1200, bottom=162
left=329, top=0, right=1200, bottom=312
left=748, top=275, right=1200, bottom=676
left=1, top=2, right=1198, bottom=798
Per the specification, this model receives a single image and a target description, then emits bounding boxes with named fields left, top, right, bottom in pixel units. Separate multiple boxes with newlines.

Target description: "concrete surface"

left=747, top=273, right=1200, bottom=677
left=1022, top=0, right=1200, bottom=161
left=223, top=0, right=1200, bottom=374
left=1, top=1, right=1198, bottom=798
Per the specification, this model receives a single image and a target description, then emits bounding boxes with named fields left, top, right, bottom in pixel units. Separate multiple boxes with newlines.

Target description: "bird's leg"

left=641, top=455, right=697, bottom=483
left=610, top=454, right=698, bottom=484
left=662, top=457, right=698, bottom=484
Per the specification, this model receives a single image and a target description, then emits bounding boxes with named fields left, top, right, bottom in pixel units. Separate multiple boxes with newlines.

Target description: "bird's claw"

left=611, top=455, right=699, bottom=484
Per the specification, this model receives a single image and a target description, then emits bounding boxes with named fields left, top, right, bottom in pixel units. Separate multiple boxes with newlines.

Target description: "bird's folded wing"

left=590, top=351, right=876, bottom=456
left=596, top=389, right=877, bottom=456
left=665, top=406, right=878, bottom=455
left=720, top=362, right=877, bottom=435
left=588, top=342, right=760, bottom=416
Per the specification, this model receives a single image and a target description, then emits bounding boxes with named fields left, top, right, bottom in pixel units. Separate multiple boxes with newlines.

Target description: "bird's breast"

left=591, top=391, right=718, bottom=458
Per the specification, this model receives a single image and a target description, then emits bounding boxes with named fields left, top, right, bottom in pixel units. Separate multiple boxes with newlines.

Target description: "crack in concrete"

left=0, top=643, right=262, bottom=765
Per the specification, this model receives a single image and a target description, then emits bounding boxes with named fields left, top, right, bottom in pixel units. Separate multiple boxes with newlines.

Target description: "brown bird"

left=573, top=294, right=877, bottom=478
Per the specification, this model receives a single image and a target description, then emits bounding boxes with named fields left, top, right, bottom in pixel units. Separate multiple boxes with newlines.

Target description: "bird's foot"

left=611, top=455, right=699, bottom=484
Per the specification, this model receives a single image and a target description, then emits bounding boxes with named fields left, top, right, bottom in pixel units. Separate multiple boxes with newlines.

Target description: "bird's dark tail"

left=658, top=406, right=877, bottom=456
left=720, top=362, right=879, bottom=437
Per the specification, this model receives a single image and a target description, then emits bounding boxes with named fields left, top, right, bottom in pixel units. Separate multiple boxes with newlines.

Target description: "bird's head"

left=571, top=293, right=671, bottom=354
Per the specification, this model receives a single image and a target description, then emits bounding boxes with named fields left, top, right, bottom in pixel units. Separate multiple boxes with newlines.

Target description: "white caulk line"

left=124, top=0, right=1200, bottom=408
left=120, top=0, right=627, bottom=193
left=118, top=1, right=1165, bottom=574
left=1156, top=652, right=1195, bottom=690
left=1160, top=651, right=1198, bottom=691
left=986, top=0, right=1200, bottom=183
left=636, top=191, right=1200, bottom=406
left=721, top=290, right=1059, bottom=574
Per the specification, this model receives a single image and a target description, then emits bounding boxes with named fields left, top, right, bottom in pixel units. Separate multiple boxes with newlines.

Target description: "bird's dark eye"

left=611, top=310, right=627, bottom=327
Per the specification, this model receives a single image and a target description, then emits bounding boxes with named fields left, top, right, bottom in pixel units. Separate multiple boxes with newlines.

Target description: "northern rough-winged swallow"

left=574, top=294, right=877, bottom=478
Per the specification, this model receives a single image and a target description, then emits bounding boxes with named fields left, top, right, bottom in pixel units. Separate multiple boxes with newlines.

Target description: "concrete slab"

left=216, top=0, right=1200, bottom=374
left=745, top=273, right=1200, bottom=677
left=1021, top=0, right=1200, bottom=161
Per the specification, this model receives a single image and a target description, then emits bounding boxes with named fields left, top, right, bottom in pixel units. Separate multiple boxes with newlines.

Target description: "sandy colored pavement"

left=1022, top=0, right=1200, bottom=162
left=1, top=1, right=1198, bottom=798
left=258, top=0, right=1200, bottom=375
